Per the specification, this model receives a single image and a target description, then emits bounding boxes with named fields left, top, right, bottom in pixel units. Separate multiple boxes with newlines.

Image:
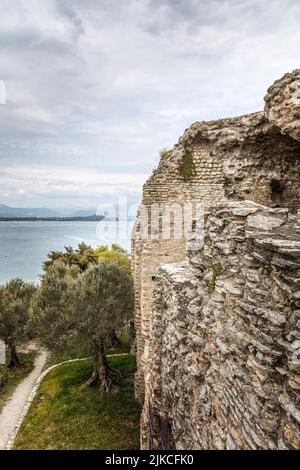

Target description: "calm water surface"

left=0, top=221, right=132, bottom=284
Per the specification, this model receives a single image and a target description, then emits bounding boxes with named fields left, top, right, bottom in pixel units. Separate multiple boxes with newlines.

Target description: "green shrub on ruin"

left=159, top=147, right=172, bottom=159
left=179, top=150, right=195, bottom=181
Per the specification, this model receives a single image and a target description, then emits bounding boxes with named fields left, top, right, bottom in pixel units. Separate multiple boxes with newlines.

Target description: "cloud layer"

left=0, top=0, right=299, bottom=207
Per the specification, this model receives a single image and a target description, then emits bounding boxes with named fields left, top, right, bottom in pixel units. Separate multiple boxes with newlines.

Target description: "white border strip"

left=6, top=353, right=129, bottom=450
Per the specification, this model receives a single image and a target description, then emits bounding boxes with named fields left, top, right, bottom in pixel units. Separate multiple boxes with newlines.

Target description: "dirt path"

left=0, top=350, right=48, bottom=450
left=1, top=352, right=129, bottom=450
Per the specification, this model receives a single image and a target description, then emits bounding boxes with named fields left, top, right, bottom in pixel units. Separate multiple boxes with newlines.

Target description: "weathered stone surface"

left=132, top=70, right=300, bottom=450
left=247, top=214, right=284, bottom=231
left=138, top=204, right=300, bottom=450
left=264, top=69, right=300, bottom=142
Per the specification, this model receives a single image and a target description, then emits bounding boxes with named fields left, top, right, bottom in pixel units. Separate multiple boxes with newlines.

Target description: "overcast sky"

left=0, top=0, right=299, bottom=209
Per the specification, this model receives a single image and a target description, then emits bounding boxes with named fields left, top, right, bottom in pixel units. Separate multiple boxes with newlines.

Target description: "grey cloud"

left=0, top=30, right=40, bottom=49
left=0, top=0, right=299, bottom=208
left=54, top=1, right=85, bottom=35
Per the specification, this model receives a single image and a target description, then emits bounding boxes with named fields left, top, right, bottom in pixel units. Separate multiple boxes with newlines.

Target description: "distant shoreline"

left=0, top=217, right=136, bottom=222
left=0, top=215, right=106, bottom=222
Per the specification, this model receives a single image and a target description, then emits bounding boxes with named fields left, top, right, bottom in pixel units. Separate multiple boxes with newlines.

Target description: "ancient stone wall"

left=142, top=202, right=300, bottom=449
left=132, top=70, right=300, bottom=449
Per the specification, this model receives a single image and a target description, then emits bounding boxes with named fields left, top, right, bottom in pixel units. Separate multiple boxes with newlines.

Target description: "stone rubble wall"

left=132, top=69, right=300, bottom=449
left=143, top=202, right=300, bottom=450
left=265, top=69, right=300, bottom=143
left=132, top=216, right=187, bottom=401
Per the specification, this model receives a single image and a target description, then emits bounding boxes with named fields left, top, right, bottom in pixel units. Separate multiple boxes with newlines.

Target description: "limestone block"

left=247, top=214, right=284, bottom=231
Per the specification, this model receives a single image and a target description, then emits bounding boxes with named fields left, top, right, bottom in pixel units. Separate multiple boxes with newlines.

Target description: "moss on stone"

left=207, top=265, right=222, bottom=294
left=157, top=300, right=169, bottom=311
left=179, top=150, right=195, bottom=181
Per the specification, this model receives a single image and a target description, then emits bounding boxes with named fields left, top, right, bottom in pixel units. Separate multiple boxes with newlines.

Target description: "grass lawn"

left=0, top=351, right=37, bottom=413
left=13, top=354, right=141, bottom=450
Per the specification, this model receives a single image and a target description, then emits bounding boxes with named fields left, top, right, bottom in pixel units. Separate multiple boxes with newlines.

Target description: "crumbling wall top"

left=264, top=69, right=300, bottom=142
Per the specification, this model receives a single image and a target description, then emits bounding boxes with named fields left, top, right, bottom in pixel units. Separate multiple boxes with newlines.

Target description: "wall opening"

left=270, top=178, right=285, bottom=205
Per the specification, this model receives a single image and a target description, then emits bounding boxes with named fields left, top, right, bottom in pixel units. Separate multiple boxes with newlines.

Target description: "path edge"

left=6, top=352, right=129, bottom=450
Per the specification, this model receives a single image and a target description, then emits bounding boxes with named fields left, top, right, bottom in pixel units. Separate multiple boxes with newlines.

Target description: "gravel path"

left=0, top=350, right=48, bottom=450
left=0, top=351, right=129, bottom=450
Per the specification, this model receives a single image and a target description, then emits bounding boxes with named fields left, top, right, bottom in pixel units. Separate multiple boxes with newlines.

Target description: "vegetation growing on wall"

left=159, top=148, right=172, bottom=159
left=207, top=265, right=222, bottom=294
left=179, top=150, right=195, bottom=181
left=156, top=300, right=169, bottom=312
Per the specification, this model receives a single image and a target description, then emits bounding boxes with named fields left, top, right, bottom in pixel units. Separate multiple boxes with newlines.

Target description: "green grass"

left=0, top=351, right=37, bottom=413
left=13, top=355, right=141, bottom=450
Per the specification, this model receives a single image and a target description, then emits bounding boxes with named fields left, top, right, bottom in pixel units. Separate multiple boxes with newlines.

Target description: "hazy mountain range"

left=0, top=204, right=97, bottom=219
left=0, top=204, right=136, bottom=221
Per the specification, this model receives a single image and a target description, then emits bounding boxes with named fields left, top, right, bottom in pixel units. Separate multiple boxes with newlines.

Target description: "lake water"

left=0, top=220, right=133, bottom=284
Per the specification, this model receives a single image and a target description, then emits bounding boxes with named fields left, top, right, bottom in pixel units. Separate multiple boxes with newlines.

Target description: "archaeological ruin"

left=132, top=70, right=300, bottom=449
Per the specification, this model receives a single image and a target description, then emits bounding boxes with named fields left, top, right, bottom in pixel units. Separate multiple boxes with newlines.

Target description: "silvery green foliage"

left=73, top=263, right=134, bottom=354
left=31, top=261, right=80, bottom=353
left=33, top=260, right=134, bottom=357
left=0, top=278, right=36, bottom=366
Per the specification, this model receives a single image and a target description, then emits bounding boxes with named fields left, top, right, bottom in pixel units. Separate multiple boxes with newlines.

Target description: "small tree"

left=94, top=244, right=131, bottom=274
left=43, top=243, right=131, bottom=348
left=44, top=242, right=131, bottom=275
left=0, top=278, right=36, bottom=368
left=33, top=261, right=134, bottom=392
left=31, top=261, right=80, bottom=353
left=43, top=243, right=97, bottom=273
left=91, top=244, right=132, bottom=346
left=73, top=263, right=134, bottom=391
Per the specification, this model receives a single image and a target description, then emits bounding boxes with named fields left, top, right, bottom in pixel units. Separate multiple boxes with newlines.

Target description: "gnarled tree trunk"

left=85, top=344, right=113, bottom=392
left=108, top=328, right=121, bottom=348
left=85, top=352, right=100, bottom=386
left=99, top=349, right=112, bottom=392
left=9, top=345, right=20, bottom=368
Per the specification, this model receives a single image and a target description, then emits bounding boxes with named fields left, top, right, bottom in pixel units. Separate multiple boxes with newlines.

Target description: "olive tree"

left=33, top=260, right=134, bottom=392
left=0, top=278, right=36, bottom=367
left=31, top=261, right=80, bottom=353
left=72, top=263, right=134, bottom=391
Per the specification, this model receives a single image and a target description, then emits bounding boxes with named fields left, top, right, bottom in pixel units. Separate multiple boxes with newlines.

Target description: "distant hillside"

left=65, top=209, right=97, bottom=218
left=0, top=204, right=135, bottom=221
left=0, top=204, right=59, bottom=218
left=0, top=214, right=105, bottom=222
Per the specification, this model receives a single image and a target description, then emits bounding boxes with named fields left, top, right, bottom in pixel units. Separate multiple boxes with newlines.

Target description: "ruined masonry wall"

left=143, top=202, right=300, bottom=450
left=132, top=69, right=300, bottom=449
